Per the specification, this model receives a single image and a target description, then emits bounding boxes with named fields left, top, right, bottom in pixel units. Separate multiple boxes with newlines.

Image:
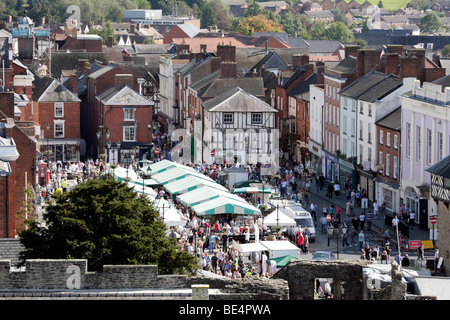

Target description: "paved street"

left=293, top=175, right=434, bottom=262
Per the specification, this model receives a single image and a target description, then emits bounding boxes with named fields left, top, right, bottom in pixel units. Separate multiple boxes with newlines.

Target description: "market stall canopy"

left=232, top=240, right=267, bottom=253
left=263, top=209, right=296, bottom=227
left=190, top=196, right=261, bottom=216
left=152, top=166, right=209, bottom=185
left=176, top=185, right=247, bottom=207
left=160, top=207, right=188, bottom=227
left=234, top=180, right=260, bottom=189
left=266, top=255, right=298, bottom=268
left=148, top=159, right=187, bottom=174
left=126, top=182, right=158, bottom=197
left=233, top=187, right=273, bottom=194
left=164, top=175, right=228, bottom=195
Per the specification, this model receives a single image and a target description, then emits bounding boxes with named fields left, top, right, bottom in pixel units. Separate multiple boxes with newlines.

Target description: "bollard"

left=191, top=284, right=209, bottom=300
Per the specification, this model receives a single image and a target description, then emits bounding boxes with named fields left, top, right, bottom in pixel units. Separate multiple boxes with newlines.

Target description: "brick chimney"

left=115, top=74, right=135, bottom=89
left=70, top=73, right=78, bottom=95
left=399, top=54, right=417, bottom=81
left=387, top=45, right=403, bottom=56
left=106, top=36, right=114, bottom=48
left=217, top=43, right=236, bottom=62
left=130, top=24, right=135, bottom=34
left=432, top=52, right=442, bottom=68
left=292, top=54, right=309, bottom=67
left=344, top=45, right=360, bottom=58
left=408, top=48, right=426, bottom=82
left=210, top=56, right=222, bottom=73
left=0, top=91, right=15, bottom=118
left=77, top=59, right=89, bottom=75
left=357, top=49, right=381, bottom=77
left=220, top=62, right=237, bottom=77
left=316, top=61, right=325, bottom=84
left=385, top=53, right=399, bottom=76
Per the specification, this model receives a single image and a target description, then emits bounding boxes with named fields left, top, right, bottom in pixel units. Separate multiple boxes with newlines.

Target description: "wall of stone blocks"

left=0, top=259, right=187, bottom=290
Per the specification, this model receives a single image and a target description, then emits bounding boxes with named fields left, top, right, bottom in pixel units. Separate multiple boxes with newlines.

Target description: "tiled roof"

left=326, top=55, right=357, bottom=75
left=426, top=154, right=450, bottom=179
left=200, top=77, right=265, bottom=99
left=202, top=86, right=276, bottom=112
left=339, top=71, right=402, bottom=103
left=376, top=106, right=401, bottom=130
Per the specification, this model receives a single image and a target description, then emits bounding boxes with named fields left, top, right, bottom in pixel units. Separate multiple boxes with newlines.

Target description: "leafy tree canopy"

left=419, top=12, right=442, bottom=33
left=236, top=14, right=284, bottom=36
left=19, top=178, right=198, bottom=274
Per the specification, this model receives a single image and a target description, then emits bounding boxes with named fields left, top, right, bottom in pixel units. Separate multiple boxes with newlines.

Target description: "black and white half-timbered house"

left=201, top=87, right=278, bottom=165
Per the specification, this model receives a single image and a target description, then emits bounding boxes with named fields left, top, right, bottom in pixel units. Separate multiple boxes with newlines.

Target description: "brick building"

left=0, top=91, right=37, bottom=238
left=96, top=74, right=153, bottom=164
left=375, top=107, right=402, bottom=214
left=33, top=77, right=82, bottom=163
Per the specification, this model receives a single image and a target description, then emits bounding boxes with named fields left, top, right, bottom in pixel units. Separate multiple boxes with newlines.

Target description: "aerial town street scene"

left=0, top=0, right=449, bottom=307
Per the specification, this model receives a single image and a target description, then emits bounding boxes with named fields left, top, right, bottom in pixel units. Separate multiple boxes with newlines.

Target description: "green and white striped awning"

left=152, top=166, right=209, bottom=185
left=148, top=159, right=190, bottom=174
left=190, top=196, right=261, bottom=216
left=176, top=185, right=247, bottom=207
left=164, top=175, right=228, bottom=195
left=232, top=187, right=273, bottom=194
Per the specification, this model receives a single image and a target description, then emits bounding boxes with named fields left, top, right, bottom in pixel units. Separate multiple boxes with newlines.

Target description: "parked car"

left=312, top=251, right=335, bottom=261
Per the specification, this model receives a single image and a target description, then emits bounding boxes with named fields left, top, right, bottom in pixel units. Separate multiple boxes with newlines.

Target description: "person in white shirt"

left=373, top=200, right=379, bottom=219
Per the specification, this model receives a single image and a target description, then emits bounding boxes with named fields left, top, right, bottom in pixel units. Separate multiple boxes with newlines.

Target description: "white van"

left=285, top=208, right=316, bottom=242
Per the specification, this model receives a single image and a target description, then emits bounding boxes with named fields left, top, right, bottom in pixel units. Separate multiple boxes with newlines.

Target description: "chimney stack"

left=115, top=74, right=135, bottom=89
left=344, top=45, right=360, bottom=58
left=385, top=53, right=399, bottom=76
left=217, top=43, right=236, bottom=62
left=70, top=73, right=78, bottom=95
left=292, top=54, right=309, bottom=67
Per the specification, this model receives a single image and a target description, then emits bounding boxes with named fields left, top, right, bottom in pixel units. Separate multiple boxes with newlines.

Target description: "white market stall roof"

left=190, top=196, right=261, bottom=216
left=164, top=175, right=229, bottom=195
left=148, top=159, right=187, bottom=174
left=176, top=185, right=247, bottom=207
left=263, top=209, right=296, bottom=227
left=258, top=240, right=300, bottom=253
left=232, top=241, right=268, bottom=253
left=151, top=166, right=210, bottom=185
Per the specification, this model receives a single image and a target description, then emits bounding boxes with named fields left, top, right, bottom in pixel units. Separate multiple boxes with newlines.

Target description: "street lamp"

left=106, top=140, right=111, bottom=163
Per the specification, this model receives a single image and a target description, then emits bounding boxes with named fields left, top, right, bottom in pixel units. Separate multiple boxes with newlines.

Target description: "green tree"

left=200, top=3, right=217, bottom=28
left=18, top=178, right=198, bottom=274
left=378, top=0, right=384, bottom=8
left=311, top=20, right=327, bottom=40
left=244, top=0, right=262, bottom=17
left=419, top=12, right=442, bottom=33
left=442, top=44, right=450, bottom=57
left=323, top=21, right=354, bottom=42
left=333, top=8, right=349, bottom=26
left=407, top=0, right=430, bottom=11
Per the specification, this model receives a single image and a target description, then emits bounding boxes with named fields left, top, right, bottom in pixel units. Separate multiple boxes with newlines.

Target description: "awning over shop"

left=234, top=180, right=260, bottom=188
left=176, top=185, right=247, bottom=207
left=190, top=196, right=261, bottom=216
left=164, top=175, right=229, bottom=195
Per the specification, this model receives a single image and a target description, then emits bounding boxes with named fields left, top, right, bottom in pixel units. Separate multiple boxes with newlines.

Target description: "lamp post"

left=106, top=140, right=111, bottom=164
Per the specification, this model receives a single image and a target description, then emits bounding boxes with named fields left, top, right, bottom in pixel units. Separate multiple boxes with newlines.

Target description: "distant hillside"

left=316, top=0, right=411, bottom=11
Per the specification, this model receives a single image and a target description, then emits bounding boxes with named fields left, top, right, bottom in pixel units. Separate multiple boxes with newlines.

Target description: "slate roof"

left=33, top=76, right=81, bottom=102
left=202, top=86, right=277, bottom=112
left=339, top=71, right=402, bottom=103
left=432, top=74, right=450, bottom=92
left=200, top=77, right=265, bottom=99
left=247, top=51, right=287, bottom=75
left=426, top=155, right=450, bottom=179
left=326, top=55, right=357, bottom=75
left=177, top=24, right=200, bottom=38
left=287, top=73, right=318, bottom=101
left=375, top=106, right=401, bottom=131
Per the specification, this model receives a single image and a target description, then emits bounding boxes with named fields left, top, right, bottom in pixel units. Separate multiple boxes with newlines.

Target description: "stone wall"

left=0, top=259, right=187, bottom=290
left=0, top=259, right=290, bottom=300
left=273, top=260, right=366, bottom=300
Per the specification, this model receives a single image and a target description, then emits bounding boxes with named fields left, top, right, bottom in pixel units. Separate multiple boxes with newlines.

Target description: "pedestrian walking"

left=350, top=226, right=358, bottom=246
left=359, top=212, right=365, bottom=231
left=366, top=211, right=373, bottom=231
left=409, top=210, right=416, bottom=229
left=358, top=230, right=365, bottom=251
left=417, top=244, right=425, bottom=261
left=373, top=200, right=379, bottom=219
left=310, top=202, right=317, bottom=221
